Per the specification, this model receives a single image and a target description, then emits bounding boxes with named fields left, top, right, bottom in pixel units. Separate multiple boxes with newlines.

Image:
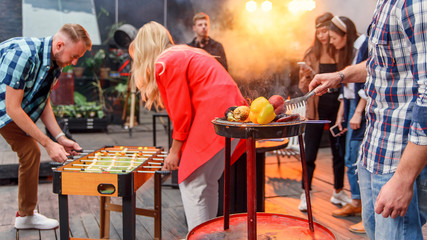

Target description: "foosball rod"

left=79, top=159, right=147, bottom=163
left=99, top=150, right=168, bottom=154
left=63, top=168, right=132, bottom=173
left=85, top=156, right=165, bottom=161
left=67, top=153, right=89, bottom=159
left=138, top=170, right=171, bottom=174
left=84, top=153, right=168, bottom=157
left=63, top=165, right=163, bottom=172
left=74, top=149, right=168, bottom=155
left=71, top=164, right=144, bottom=169
left=71, top=162, right=162, bottom=168
left=75, top=149, right=95, bottom=153
left=95, top=155, right=163, bottom=158
left=85, top=154, right=167, bottom=158
left=85, top=156, right=150, bottom=161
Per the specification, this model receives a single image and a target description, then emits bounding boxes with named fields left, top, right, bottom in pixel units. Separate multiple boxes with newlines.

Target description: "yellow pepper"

left=249, top=97, right=276, bottom=124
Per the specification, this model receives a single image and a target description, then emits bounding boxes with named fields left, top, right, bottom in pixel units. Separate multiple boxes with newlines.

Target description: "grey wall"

left=0, top=0, right=22, bottom=42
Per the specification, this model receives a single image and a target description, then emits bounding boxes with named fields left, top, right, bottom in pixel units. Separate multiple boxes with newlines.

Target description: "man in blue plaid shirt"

left=0, top=24, right=91, bottom=230
left=308, top=1, right=427, bottom=239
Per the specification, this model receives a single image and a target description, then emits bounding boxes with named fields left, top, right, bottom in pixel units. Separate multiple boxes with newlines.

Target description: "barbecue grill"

left=187, top=118, right=335, bottom=240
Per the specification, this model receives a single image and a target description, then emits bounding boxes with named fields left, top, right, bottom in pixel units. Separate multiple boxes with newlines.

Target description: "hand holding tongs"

left=283, top=87, right=319, bottom=112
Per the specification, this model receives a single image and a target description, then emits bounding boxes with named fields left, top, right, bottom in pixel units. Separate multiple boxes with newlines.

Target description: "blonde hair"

left=59, top=24, right=92, bottom=50
left=130, top=21, right=174, bottom=110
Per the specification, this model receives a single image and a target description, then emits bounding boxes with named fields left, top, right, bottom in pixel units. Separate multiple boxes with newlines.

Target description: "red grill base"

left=187, top=213, right=335, bottom=240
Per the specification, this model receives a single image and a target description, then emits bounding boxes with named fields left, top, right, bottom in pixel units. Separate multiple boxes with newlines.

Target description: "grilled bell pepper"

left=249, top=97, right=276, bottom=124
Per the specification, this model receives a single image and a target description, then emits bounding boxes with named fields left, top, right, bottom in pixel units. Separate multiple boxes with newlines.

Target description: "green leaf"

left=74, top=92, right=87, bottom=106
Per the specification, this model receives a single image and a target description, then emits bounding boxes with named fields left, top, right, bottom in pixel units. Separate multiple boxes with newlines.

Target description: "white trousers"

left=179, top=139, right=238, bottom=232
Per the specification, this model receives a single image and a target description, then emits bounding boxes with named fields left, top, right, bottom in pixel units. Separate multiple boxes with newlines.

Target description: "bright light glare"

left=288, top=0, right=316, bottom=14
left=246, top=0, right=257, bottom=12
left=261, top=1, right=272, bottom=12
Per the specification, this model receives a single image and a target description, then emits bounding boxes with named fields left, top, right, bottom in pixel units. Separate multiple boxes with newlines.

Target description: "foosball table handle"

left=155, top=170, right=171, bottom=175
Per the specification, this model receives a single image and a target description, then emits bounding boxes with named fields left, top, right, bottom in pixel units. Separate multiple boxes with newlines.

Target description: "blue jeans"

left=345, top=99, right=360, bottom=199
left=358, top=163, right=427, bottom=240
left=344, top=100, right=355, bottom=169
left=347, top=140, right=361, bottom=199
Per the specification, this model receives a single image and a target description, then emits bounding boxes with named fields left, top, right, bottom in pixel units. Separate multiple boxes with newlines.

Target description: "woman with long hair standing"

left=130, top=21, right=247, bottom=233
left=298, top=12, right=350, bottom=212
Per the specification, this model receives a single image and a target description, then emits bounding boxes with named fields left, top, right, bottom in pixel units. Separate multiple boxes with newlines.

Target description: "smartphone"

left=329, top=124, right=341, bottom=137
left=297, top=62, right=316, bottom=75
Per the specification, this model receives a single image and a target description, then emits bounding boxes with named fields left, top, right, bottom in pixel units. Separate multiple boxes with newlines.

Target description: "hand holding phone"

left=329, top=124, right=346, bottom=137
left=297, top=62, right=316, bottom=75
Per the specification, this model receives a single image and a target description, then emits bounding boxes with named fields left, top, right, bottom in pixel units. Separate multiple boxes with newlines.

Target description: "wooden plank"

left=39, top=229, right=59, bottom=239
left=163, top=206, right=188, bottom=238
left=15, top=229, right=41, bottom=240
left=0, top=185, right=17, bottom=226
left=0, top=226, right=16, bottom=240
left=13, top=228, right=58, bottom=240
left=67, top=195, right=98, bottom=239
left=135, top=215, right=155, bottom=239
left=135, top=178, right=156, bottom=239
left=79, top=212, right=100, bottom=239
left=69, top=215, right=88, bottom=239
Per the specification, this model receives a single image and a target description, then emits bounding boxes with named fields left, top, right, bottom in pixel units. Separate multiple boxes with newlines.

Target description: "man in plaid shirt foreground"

left=308, top=0, right=427, bottom=239
left=0, top=24, right=91, bottom=230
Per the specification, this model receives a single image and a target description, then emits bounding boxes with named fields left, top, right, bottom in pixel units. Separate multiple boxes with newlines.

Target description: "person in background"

left=187, top=12, right=228, bottom=71
left=308, top=0, right=427, bottom=238
left=130, top=21, right=246, bottom=232
left=0, top=23, right=91, bottom=229
left=328, top=16, right=369, bottom=234
left=298, top=12, right=350, bottom=212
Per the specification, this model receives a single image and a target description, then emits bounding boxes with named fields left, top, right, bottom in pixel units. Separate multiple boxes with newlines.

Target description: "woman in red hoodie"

left=130, top=21, right=247, bottom=232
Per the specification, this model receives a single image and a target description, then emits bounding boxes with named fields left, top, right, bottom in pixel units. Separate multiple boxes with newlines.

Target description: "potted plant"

left=78, top=48, right=108, bottom=108
left=52, top=92, right=108, bottom=131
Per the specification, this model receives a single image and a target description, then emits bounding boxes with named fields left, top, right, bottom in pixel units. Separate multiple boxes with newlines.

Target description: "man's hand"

left=45, top=141, right=69, bottom=163
left=46, top=137, right=82, bottom=163
left=375, top=173, right=413, bottom=218
left=309, top=61, right=368, bottom=94
left=57, top=136, right=82, bottom=155
left=308, top=72, right=342, bottom=95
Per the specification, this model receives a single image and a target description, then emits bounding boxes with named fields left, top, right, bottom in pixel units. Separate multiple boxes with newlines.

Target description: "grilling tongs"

left=283, top=87, right=319, bottom=112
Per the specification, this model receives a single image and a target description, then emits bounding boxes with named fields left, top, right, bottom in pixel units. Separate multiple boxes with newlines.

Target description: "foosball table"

left=53, top=145, right=167, bottom=240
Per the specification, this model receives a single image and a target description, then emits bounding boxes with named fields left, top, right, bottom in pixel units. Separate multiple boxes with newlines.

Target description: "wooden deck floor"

left=1, top=148, right=426, bottom=239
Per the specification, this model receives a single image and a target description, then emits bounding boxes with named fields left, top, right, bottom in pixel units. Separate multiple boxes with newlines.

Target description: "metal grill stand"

left=213, top=120, right=314, bottom=240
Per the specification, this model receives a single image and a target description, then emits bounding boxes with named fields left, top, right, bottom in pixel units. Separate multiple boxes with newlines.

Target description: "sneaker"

left=330, top=190, right=352, bottom=206
left=15, top=211, right=59, bottom=230
left=298, top=192, right=311, bottom=212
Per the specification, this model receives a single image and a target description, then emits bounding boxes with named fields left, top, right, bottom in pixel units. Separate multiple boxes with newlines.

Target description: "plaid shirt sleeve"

left=402, top=1, right=427, bottom=145
left=0, top=50, right=33, bottom=89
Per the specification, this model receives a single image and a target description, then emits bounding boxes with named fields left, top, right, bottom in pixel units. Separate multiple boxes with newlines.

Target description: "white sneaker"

left=298, top=192, right=311, bottom=212
left=330, top=190, right=352, bottom=206
left=15, top=211, right=59, bottom=230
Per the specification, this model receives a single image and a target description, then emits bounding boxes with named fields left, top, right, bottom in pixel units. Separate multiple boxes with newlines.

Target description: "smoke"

left=204, top=0, right=377, bottom=80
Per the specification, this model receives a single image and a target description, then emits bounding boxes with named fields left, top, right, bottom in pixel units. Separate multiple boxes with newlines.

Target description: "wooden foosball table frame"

left=52, top=146, right=166, bottom=240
